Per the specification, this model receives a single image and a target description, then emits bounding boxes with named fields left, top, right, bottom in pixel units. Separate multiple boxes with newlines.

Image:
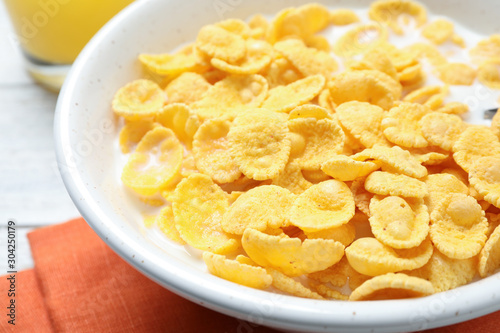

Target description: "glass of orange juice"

left=3, top=0, right=134, bottom=91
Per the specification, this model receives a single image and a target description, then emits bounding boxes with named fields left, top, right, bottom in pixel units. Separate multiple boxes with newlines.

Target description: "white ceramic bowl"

left=54, top=1, right=500, bottom=332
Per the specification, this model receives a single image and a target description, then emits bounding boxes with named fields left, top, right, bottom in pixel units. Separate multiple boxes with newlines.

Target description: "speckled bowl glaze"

left=54, top=1, right=500, bottom=332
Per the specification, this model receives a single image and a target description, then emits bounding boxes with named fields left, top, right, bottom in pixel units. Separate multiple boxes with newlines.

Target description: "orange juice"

left=4, top=0, right=134, bottom=64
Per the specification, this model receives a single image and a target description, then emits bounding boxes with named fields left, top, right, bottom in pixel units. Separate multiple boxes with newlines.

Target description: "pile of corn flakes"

left=112, top=0, right=500, bottom=301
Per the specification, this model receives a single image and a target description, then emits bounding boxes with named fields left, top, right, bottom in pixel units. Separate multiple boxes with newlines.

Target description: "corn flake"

left=346, top=237, right=433, bottom=276
left=262, top=74, right=325, bottom=113
left=479, top=224, right=500, bottom=277
left=420, top=112, right=467, bottom=151
left=196, top=25, right=246, bottom=63
left=453, top=126, right=500, bottom=173
left=288, top=118, right=344, bottom=170
left=211, top=39, right=273, bottom=75
left=430, top=193, right=488, bottom=259
left=122, top=127, right=183, bottom=196
left=203, top=252, right=272, bottom=289
left=271, top=162, right=313, bottom=195
left=321, top=155, right=379, bottom=182
left=382, top=102, right=431, bottom=148
left=192, top=118, right=241, bottom=183
left=229, top=109, right=291, bottom=180
left=165, top=72, right=211, bottom=105
left=470, top=34, right=500, bottom=65
left=289, top=180, right=355, bottom=232
left=478, top=59, right=500, bottom=89
left=191, top=74, right=268, bottom=120
left=156, top=206, right=185, bottom=245
left=369, top=0, right=427, bottom=35
left=221, top=185, right=295, bottom=235
left=329, top=70, right=402, bottom=110
left=330, top=9, right=360, bottom=26
left=172, top=173, right=239, bottom=253
left=365, top=171, right=427, bottom=198
left=370, top=196, right=429, bottom=249
left=353, top=145, right=428, bottom=179
left=469, top=156, right=500, bottom=209
left=274, top=39, right=337, bottom=79
left=119, top=119, right=158, bottom=154
left=437, top=63, right=476, bottom=86
left=267, top=268, right=324, bottom=300
left=112, top=79, right=165, bottom=120
left=407, top=250, right=477, bottom=293
left=289, top=104, right=331, bottom=121
left=349, top=273, right=434, bottom=301
left=305, top=222, right=356, bottom=247
left=333, top=23, right=389, bottom=58
left=242, top=228, right=345, bottom=276
left=336, top=101, right=392, bottom=148
left=422, top=19, right=455, bottom=45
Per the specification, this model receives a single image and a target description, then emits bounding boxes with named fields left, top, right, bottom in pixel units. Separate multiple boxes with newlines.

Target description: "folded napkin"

left=0, top=218, right=498, bottom=332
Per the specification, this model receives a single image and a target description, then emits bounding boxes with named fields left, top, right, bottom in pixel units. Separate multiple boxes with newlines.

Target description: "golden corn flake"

left=365, top=171, right=427, bottom=198
left=122, top=127, right=183, bottom=196
left=289, top=180, right=355, bottom=232
left=165, top=72, right=211, bottom=105
left=369, top=0, right=427, bottom=35
left=424, top=173, right=469, bottom=213
left=309, top=280, right=349, bottom=300
left=262, top=74, right=325, bottom=113
left=242, top=228, right=344, bottom=276
left=353, top=145, right=428, bottom=179
left=192, top=118, right=241, bottom=183
left=430, top=193, right=488, bottom=259
left=305, top=222, right=356, bottom=247
left=382, top=102, right=431, bottom=148
left=156, top=206, right=185, bottom=245
left=318, top=88, right=336, bottom=113
left=349, top=273, right=434, bottom=301
left=301, top=169, right=331, bottom=184
left=288, top=104, right=331, bottom=121
left=139, top=52, right=203, bottom=77
left=406, top=250, right=477, bottom=293
left=410, top=147, right=450, bottom=166
left=436, top=102, right=468, bottom=115
left=336, top=101, right=391, bottom=148
left=370, top=196, right=429, bottom=249
left=453, top=126, right=500, bottom=173
left=268, top=3, right=330, bottom=43
left=248, top=14, right=269, bottom=39
left=470, top=34, right=500, bottom=65
left=328, top=70, right=402, bottom=110
left=288, top=118, right=344, bottom=170
left=359, top=49, right=399, bottom=81
left=215, top=18, right=252, bottom=38
left=321, top=155, right=379, bottom=182
left=271, top=162, right=313, bottom=195
left=221, top=185, right=295, bottom=235
left=420, top=112, right=467, bottom=152
left=112, top=79, right=165, bottom=120
left=346, top=237, right=433, bottom=276
left=437, top=63, right=476, bottom=86
left=211, top=39, right=273, bottom=75
left=156, top=103, right=199, bottom=146
left=196, top=25, right=246, bottom=63
left=309, top=256, right=370, bottom=290
left=422, top=19, right=455, bottom=45
left=203, top=252, right=272, bottom=289
left=229, top=109, right=291, bottom=180
left=266, top=268, right=324, bottom=300
left=173, top=173, right=239, bottom=253
left=403, top=85, right=448, bottom=109
left=479, top=224, right=500, bottom=277
left=478, top=59, right=500, bottom=89
left=274, top=39, right=337, bottom=79
left=119, top=119, right=158, bottom=154
left=192, top=74, right=268, bottom=120
left=398, top=63, right=424, bottom=85
left=263, top=57, right=303, bottom=88
left=469, top=156, right=500, bottom=208
left=333, top=23, right=389, bottom=58
left=330, top=9, right=360, bottom=26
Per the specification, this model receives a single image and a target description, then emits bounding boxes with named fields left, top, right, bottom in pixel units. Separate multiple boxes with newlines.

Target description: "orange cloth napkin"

left=0, top=218, right=499, bottom=333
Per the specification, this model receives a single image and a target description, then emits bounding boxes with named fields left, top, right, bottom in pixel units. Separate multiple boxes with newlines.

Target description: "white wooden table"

left=0, top=2, right=80, bottom=273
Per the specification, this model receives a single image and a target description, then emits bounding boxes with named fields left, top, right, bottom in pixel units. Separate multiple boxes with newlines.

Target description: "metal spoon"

left=484, top=107, right=498, bottom=120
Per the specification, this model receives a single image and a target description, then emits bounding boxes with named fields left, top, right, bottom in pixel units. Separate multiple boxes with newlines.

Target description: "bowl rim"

left=54, top=0, right=500, bottom=331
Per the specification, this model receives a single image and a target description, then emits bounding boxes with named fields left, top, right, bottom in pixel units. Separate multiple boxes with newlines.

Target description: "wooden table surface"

left=0, top=2, right=80, bottom=273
